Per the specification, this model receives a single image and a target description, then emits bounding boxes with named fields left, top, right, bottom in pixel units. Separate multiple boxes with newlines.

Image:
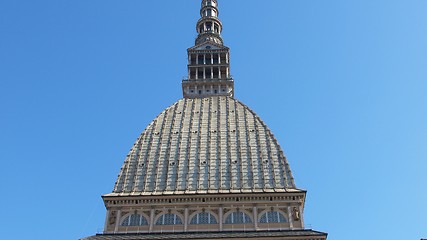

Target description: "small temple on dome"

left=81, top=1, right=328, bottom=239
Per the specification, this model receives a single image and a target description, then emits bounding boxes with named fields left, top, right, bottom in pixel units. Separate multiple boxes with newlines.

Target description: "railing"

left=182, top=77, right=234, bottom=83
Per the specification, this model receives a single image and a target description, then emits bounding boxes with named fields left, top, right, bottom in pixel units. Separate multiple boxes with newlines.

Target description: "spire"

left=182, top=0, right=234, bottom=98
left=195, top=0, right=223, bottom=45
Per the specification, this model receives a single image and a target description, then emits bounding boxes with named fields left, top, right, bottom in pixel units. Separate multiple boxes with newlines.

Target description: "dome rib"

left=112, top=97, right=296, bottom=196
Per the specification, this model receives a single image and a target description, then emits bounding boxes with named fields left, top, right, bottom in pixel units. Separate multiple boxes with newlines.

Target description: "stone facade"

left=102, top=192, right=306, bottom=234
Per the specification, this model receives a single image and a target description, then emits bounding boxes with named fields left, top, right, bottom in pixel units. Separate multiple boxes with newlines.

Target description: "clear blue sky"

left=1, top=0, right=426, bottom=239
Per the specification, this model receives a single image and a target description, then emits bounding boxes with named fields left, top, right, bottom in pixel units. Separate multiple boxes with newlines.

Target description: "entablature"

left=103, top=192, right=306, bottom=208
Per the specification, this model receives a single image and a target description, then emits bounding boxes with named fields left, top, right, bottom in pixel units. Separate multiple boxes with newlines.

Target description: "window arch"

left=155, top=213, right=183, bottom=225
left=205, top=0, right=216, bottom=7
left=224, top=211, right=252, bottom=224
left=190, top=212, right=217, bottom=224
left=121, top=214, right=148, bottom=226
left=259, top=211, right=288, bottom=223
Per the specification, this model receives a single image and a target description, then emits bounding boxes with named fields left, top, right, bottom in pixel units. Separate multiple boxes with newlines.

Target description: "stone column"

left=287, top=206, right=294, bottom=229
left=114, top=209, right=122, bottom=232
left=149, top=208, right=155, bottom=232
left=184, top=207, right=189, bottom=231
left=219, top=206, right=223, bottom=231
left=253, top=206, right=258, bottom=230
left=299, top=205, right=305, bottom=229
left=103, top=209, right=110, bottom=233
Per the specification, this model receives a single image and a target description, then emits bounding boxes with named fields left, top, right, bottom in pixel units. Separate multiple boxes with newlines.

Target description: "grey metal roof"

left=111, top=97, right=296, bottom=196
left=81, top=230, right=327, bottom=240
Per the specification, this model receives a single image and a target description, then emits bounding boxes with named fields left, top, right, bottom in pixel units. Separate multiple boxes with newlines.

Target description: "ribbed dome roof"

left=111, top=97, right=296, bottom=196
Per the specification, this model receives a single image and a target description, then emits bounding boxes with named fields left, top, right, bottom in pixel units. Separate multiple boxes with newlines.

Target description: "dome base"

left=101, top=191, right=308, bottom=235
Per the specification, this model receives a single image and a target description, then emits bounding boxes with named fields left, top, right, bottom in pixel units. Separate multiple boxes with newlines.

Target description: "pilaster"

left=114, top=210, right=121, bottom=232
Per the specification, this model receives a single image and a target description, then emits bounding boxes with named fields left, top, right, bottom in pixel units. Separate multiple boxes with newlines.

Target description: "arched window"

left=224, top=211, right=252, bottom=224
left=190, top=212, right=217, bottom=224
left=121, top=214, right=148, bottom=226
left=206, top=22, right=212, bottom=31
left=155, top=213, right=183, bottom=225
left=259, top=211, right=288, bottom=223
left=205, top=0, right=217, bottom=7
left=214, top=23, right=219, bottom=33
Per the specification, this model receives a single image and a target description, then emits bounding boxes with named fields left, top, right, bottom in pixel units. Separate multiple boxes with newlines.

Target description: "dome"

left=111, top=96, right=296, bottom=196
